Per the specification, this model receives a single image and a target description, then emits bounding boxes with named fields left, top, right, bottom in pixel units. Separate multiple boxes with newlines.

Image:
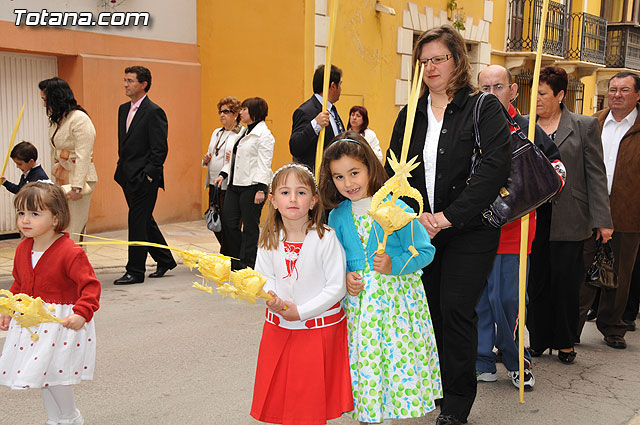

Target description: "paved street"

left=1, top=222, right=640, bottom=424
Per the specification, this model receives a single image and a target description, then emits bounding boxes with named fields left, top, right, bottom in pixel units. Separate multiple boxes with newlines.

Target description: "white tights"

left=42, top=385, right=77, bottom=421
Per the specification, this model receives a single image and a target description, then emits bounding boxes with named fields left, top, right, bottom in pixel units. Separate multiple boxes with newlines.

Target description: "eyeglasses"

left=419, top=54, right=452, bottom=66
left=608, top=87, right=634, bottom=95
left=481, top=84, right=512, bottom=93
left=218, top=109, right=233, bottom=115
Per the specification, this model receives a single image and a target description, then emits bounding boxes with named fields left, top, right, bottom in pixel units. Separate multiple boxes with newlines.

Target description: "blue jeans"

left=476, top=254, right=532, bottom=373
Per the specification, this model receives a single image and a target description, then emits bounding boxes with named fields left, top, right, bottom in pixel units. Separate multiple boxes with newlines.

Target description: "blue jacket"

left=328, top=198, right=435, bottom=275
left=2, top=165, right=49, bottom=194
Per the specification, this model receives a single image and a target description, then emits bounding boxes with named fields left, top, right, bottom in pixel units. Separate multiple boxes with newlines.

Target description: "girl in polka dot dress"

left=251, top=164, right=354, bottom=425
left=0, top=182, right=100, bottom=425
left=320, top=133, right=442, bottom=424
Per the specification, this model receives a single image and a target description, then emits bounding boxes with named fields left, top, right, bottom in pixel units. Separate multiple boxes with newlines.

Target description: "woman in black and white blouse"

left=203, top=96, right=243, bottom=251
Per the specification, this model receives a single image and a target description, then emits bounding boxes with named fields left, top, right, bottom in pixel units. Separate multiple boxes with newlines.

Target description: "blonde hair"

left=14, top=182, right=70, bottom=233
left=258, top=164, right=325, bottom=250
left=413, top=25, right=474, bottom=98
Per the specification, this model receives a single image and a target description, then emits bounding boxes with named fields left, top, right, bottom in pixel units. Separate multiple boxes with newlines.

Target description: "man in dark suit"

left=289, top=64, right=344, bottom=172
left=113, top=65, right=176, bottom=285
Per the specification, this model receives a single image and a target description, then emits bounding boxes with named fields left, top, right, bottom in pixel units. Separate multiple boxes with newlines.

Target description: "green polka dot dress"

left=344, top=212, right=442, bottom=422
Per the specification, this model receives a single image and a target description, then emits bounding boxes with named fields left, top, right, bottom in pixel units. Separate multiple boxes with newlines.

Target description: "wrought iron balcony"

left=507, top=0, right=566, bottom=57
left=606, top=25, right=640, bottom=70
left=565, top=13, right=607, bottom=64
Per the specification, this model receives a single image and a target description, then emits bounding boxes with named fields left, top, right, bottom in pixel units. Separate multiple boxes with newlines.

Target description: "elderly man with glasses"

left=577, top=72, right=640, bottom=349
left=474, top=65, right=565, bottom=390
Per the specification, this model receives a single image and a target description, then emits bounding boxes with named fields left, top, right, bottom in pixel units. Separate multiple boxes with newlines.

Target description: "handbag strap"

left=472, top=92, right=488, bottom=156
left=473, top=92, right=528, bottom=149
left=471, top=93, right=532, bottom=179
left=470, top=92, right=489, bottom=178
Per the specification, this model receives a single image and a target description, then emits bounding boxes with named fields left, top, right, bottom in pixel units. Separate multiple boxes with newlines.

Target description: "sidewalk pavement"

left=0, top=220, right=219, bottom=278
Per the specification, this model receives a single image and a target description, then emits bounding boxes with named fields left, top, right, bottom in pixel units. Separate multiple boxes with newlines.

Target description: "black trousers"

left=122, top=180, right=176, bottom=278
left=222, top=184, right=264, bottom=270
left=421, top=225, right=500, bottom=422
left=527, top=205, right=584, bottom=349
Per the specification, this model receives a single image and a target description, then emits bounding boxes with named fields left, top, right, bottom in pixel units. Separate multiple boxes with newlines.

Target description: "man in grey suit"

left=578, top=72, right=640, bottom=349
left=113, top=65, right=177, bottom=285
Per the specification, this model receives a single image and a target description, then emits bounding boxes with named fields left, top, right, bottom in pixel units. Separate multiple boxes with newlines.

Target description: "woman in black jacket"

left=385, top=25, right=511, bottom=425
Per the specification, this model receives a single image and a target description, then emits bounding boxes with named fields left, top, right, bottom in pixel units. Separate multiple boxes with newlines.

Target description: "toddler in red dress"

left=0, top=182, right=100, bottom=425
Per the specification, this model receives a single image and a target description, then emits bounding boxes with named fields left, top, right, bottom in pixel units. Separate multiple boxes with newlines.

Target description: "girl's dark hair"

left=539, top=66, right=568, bottom=97
left=319, top=130, right=388, bottom=209
left=14, top=182, right=70, bottom=233
left=347, top=105, right=369, bottom=134
left=413, top=25, right=474, bottom=98
left=38, top=77, right=87, bottom=126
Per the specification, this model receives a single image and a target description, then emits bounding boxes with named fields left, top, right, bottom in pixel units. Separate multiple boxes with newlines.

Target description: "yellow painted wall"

left=197, top=0, right=308, bottom=213
left=329, top=0, right=416, bottom=153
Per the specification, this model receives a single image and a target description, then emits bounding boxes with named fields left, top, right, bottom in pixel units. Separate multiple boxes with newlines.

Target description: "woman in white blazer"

left=203, top=96, right=244, bottom=251
left=39, top=77, right=97, bottom=243
left=214, top=97, right=275, bottom=269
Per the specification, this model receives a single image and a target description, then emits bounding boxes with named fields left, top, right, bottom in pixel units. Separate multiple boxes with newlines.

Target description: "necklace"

left=429, top=94, right=449, bottom=110
left=214, top=129, right=233, bottom=156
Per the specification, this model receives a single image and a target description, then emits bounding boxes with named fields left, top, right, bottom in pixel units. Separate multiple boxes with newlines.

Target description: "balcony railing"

left=565, top=13, right=607, bottom=64
left=606, top=25, right=640, bottom=70
left=507, top=0, right=566, bottom=57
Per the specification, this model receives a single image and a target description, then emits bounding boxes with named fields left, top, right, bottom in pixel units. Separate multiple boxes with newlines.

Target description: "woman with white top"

left=203, top=96, right=244, bottom=251
left=214, top=97, right=275, bottom=270
left=347, top=105, right=383, bottom=162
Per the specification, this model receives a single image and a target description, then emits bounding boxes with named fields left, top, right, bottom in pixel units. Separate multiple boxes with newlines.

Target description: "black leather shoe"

left=557, top=349, right=577, bottom=363
left=604, top=335, right=627, bottom=349
left=624, top=320, right=636, bottom=332
left=528, top=347, right=550, bottom=357
left=436, top=414, right=464, bottom=425
left=113, top=273, right=144, bottom=285
left=586, top=308, right=597, bottom=321
left=149, top=263, right=177, bottom=278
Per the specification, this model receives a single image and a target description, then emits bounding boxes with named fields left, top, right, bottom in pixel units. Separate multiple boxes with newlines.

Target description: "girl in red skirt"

left=251, top=163, right=353, bottom=425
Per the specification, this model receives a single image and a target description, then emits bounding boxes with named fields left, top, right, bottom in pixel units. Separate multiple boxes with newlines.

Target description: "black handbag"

left=204, top=185, right=222, bottom=233
left=470, top=92, right=563, bottom=228
left=586, top=240, right=618, bottom=289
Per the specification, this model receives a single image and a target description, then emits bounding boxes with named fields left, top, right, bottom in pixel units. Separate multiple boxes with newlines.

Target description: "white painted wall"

left=0, top=0, right=196, bottom=44
left=0, top=52, right=57, bottom=234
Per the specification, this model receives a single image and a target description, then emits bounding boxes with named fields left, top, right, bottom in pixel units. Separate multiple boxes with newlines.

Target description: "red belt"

left=265, top=302, right=344, bottom=329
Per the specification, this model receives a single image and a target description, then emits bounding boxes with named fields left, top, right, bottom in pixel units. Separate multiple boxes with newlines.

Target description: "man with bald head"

left=474, top=65, right=564, bottom=390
